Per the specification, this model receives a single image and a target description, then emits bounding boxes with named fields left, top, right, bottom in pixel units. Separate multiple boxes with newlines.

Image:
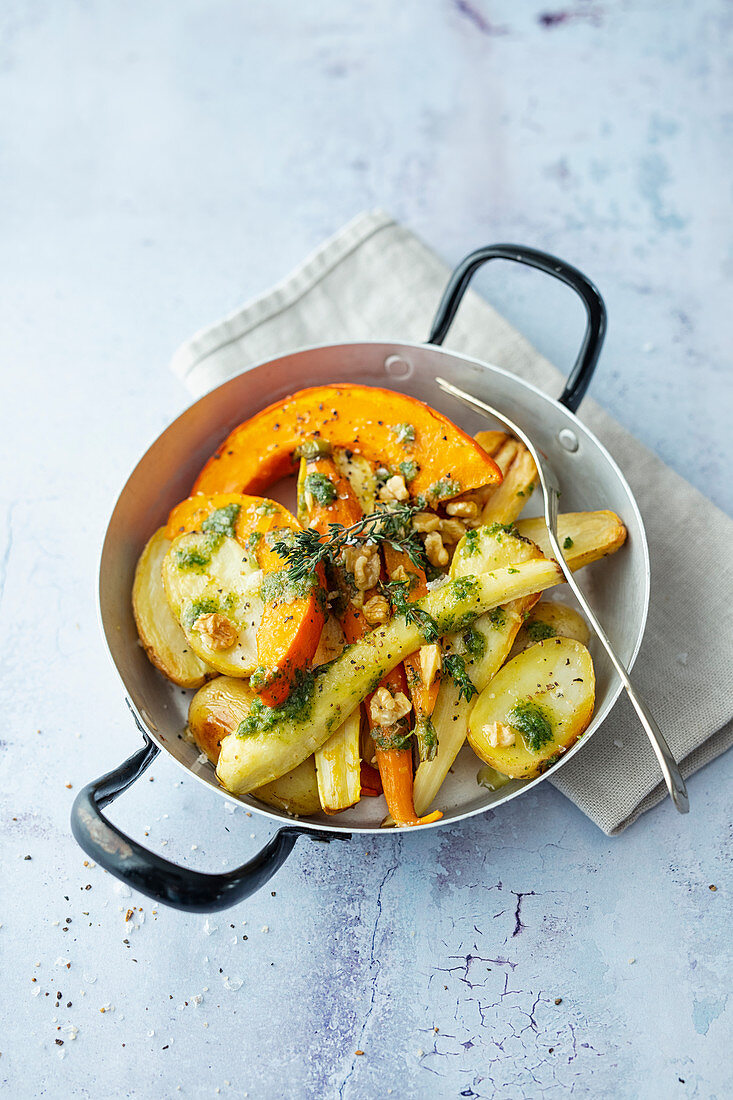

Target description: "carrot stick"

left=302, top=451, right=441, bottom=826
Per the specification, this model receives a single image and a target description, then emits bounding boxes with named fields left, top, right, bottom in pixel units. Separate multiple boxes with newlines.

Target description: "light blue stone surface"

left=1, top=3, right=731, bottom=1097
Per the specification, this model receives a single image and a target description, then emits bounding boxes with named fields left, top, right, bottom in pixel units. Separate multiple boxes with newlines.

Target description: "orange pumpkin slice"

left=192, top=384, right=501, bottom=503
left=165, top=493, right=326, bottom=706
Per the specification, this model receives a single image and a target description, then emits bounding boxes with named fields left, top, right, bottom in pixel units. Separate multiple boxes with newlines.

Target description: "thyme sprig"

left=382, top=579, right=440, bottom=643
left=272, top=503, right=427, bottom=583
left=443, top=653, right=478, bottom=702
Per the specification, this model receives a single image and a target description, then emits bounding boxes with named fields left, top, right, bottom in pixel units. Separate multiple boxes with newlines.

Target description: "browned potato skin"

left=516, top=511, right=627, bottom=571
left=188, top=677, right=321, bottom=815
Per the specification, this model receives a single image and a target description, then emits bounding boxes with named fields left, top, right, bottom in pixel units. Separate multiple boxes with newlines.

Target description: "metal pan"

left=72, top=246, right=649, bottom=912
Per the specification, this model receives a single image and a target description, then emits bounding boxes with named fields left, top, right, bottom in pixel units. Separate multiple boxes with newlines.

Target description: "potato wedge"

left=468, top=637, right=595, bottom=779
left=509, top=600, right=589, bottom=659
left=516, top=511, right=627, bottom=570
left=217, top=558, right=563, bottom=796
left=132, top=527, right=215, bottom=688
left=162, top=532, right=265, bottom=676
left=188, top=676, right=320, bottom=815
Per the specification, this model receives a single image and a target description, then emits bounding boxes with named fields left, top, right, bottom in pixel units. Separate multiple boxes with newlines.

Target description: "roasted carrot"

left=382, top=543, right=441, bottom=763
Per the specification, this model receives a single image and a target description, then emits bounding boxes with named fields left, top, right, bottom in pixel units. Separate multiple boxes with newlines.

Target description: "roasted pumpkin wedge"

left=162, top=494, right=325, bottom=702
left=191, top=385, right=502, bottom=504
left=132, top=527, right=215, bottom=688
left=188, top=677, right=321, bottom=815
left=468, top=637, right=595, bottom=779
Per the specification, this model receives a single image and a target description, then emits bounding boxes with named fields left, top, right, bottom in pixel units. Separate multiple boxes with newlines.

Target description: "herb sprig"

left=273, top=504, right=427, bottom=582
left=443, top=653, right=478, bottom=702
left=383, top=579, right=440, bottom=643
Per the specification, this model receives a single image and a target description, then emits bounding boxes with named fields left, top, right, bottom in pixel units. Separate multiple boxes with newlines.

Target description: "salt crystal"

left=192, top=994, right=203, bottom=1006
left=55, top=957, right=71, bottom=968
left=261, top=925, right=269, bottom=933
left=204, top=918, right=217, bottom=936
left=113, top=882, right=132, bottom=899
left=224, top=801, right=237, bottom=815
left=83, top=973, right=97, bottom=984
left=61, top=1024, right=78, bottom=1041
left=223, top=976, right=243, bottom=991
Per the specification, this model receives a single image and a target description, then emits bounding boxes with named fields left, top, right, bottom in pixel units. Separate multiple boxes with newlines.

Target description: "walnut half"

left=193, top=613, right=238, bottom=651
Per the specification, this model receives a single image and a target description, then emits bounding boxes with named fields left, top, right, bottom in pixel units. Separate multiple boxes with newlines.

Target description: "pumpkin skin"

left=192, top=384, right=502, bottom=503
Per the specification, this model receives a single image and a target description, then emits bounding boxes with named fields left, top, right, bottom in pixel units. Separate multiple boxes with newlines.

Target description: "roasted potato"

left=132, top=527, right=215, bottom=688
left=468, top=637, right=595, bottom=779
left=516, top=511, right=627, bottom=570
left=162, top=532, right=265, bottom=677
left=509, top=600, right=590, bottom=659
left=188, top=676, right=321, bottom=816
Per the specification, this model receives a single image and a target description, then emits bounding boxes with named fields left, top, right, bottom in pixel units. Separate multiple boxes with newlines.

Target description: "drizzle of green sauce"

left=236, top=669, right=319, bottom=736
left=304, top=472, right=337, bottom=506
left=428, top=476, right=462, bottom=501
left=182, top=596, right=223, bottom=630
left=451, top=576, right=478, bottom=601
left=487, top=607, right=507, bottom=629
left=462, top=529, right=481, bottom=556
left=201, top=503, right=240, bottom=539
left=260, top=568, right=319, bottom=604
left=462, top=626, right=486, bottom=660
left=509, top=699, right=554, bottom=752
left=398, top=459, right=419, bottom=483
left=391, top=422, right=416, bottom=446
left=255, top=501, right=278, bottom=516
left=525, top=620, right=556, bottom=642
left=563, top=536, right=574, bottom=550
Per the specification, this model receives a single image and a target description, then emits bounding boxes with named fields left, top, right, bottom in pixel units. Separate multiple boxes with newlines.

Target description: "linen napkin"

left=170, top=210, right=733, bottom=835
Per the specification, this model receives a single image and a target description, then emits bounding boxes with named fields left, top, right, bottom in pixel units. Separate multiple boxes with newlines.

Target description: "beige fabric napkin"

left=171, top=210, right=733, bottom=835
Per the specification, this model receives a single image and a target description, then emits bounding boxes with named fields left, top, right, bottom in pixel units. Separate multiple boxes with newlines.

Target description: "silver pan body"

left=99, top=343, right=650, bottom=834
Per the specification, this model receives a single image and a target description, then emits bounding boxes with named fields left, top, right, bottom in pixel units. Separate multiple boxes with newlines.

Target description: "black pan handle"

left=427, top=244, right=607, bottom=413
left=71, top=731, right=348, bottom=912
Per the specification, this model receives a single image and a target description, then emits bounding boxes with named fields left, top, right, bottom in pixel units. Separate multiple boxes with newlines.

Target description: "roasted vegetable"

left=192, top=385, right=502, bottom=503
left=515, top=511, right=627, bottom=570
left=297, top=450, right=437, bottom=825
left=215, top=558, right=562, bottom=797
left=311, top=615, right=361, bottom=815
left=509, top=599, right=589, bottom=658
left=468, top=637, right=595, bottom=779
left=409, top=519, right=549, bottom=819
left=474, top=430, right=538, bottom=524
left=164, top=493, right=326, bottom=704
left=132, top=527, right=215, bottom=688
left=187, top=677, right=321, bottom=815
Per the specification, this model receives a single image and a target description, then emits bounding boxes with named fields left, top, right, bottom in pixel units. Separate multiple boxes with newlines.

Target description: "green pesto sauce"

left=296, top=439, right=332, bottom=459
left=428, top=476, right=462, bottom=501
left=304, top=471, right=337, bottom=506
left=260, top=568, right=318, bottom=605
left=509, top=699, right=554, bottom=753
left=525, top=620, right=556, bottom=642
left=398, top=459, right=419, bottom=483
left=246, top=530, right=263, bottom=553
left=485, top=522, right=518, bottom=540
left=462, top=528, right=480, bottom=556
left=255, top=500, right=278, bottom=516
left=391, top=422, right=416, bottom=446
left=451, top=576, right=478, bottom=602
left=462, top=625, right=486, bottom=660
left=236, top=669, right=319, bottom=736
left=487, top=607, right=507, bottom=629
left=201, top=503, right=240, bottom=539
left=563, top=536, right=574, bottom=550
left=174, top=545, right=212, bottom=573
left=182, top=594, right=234, bottom=631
